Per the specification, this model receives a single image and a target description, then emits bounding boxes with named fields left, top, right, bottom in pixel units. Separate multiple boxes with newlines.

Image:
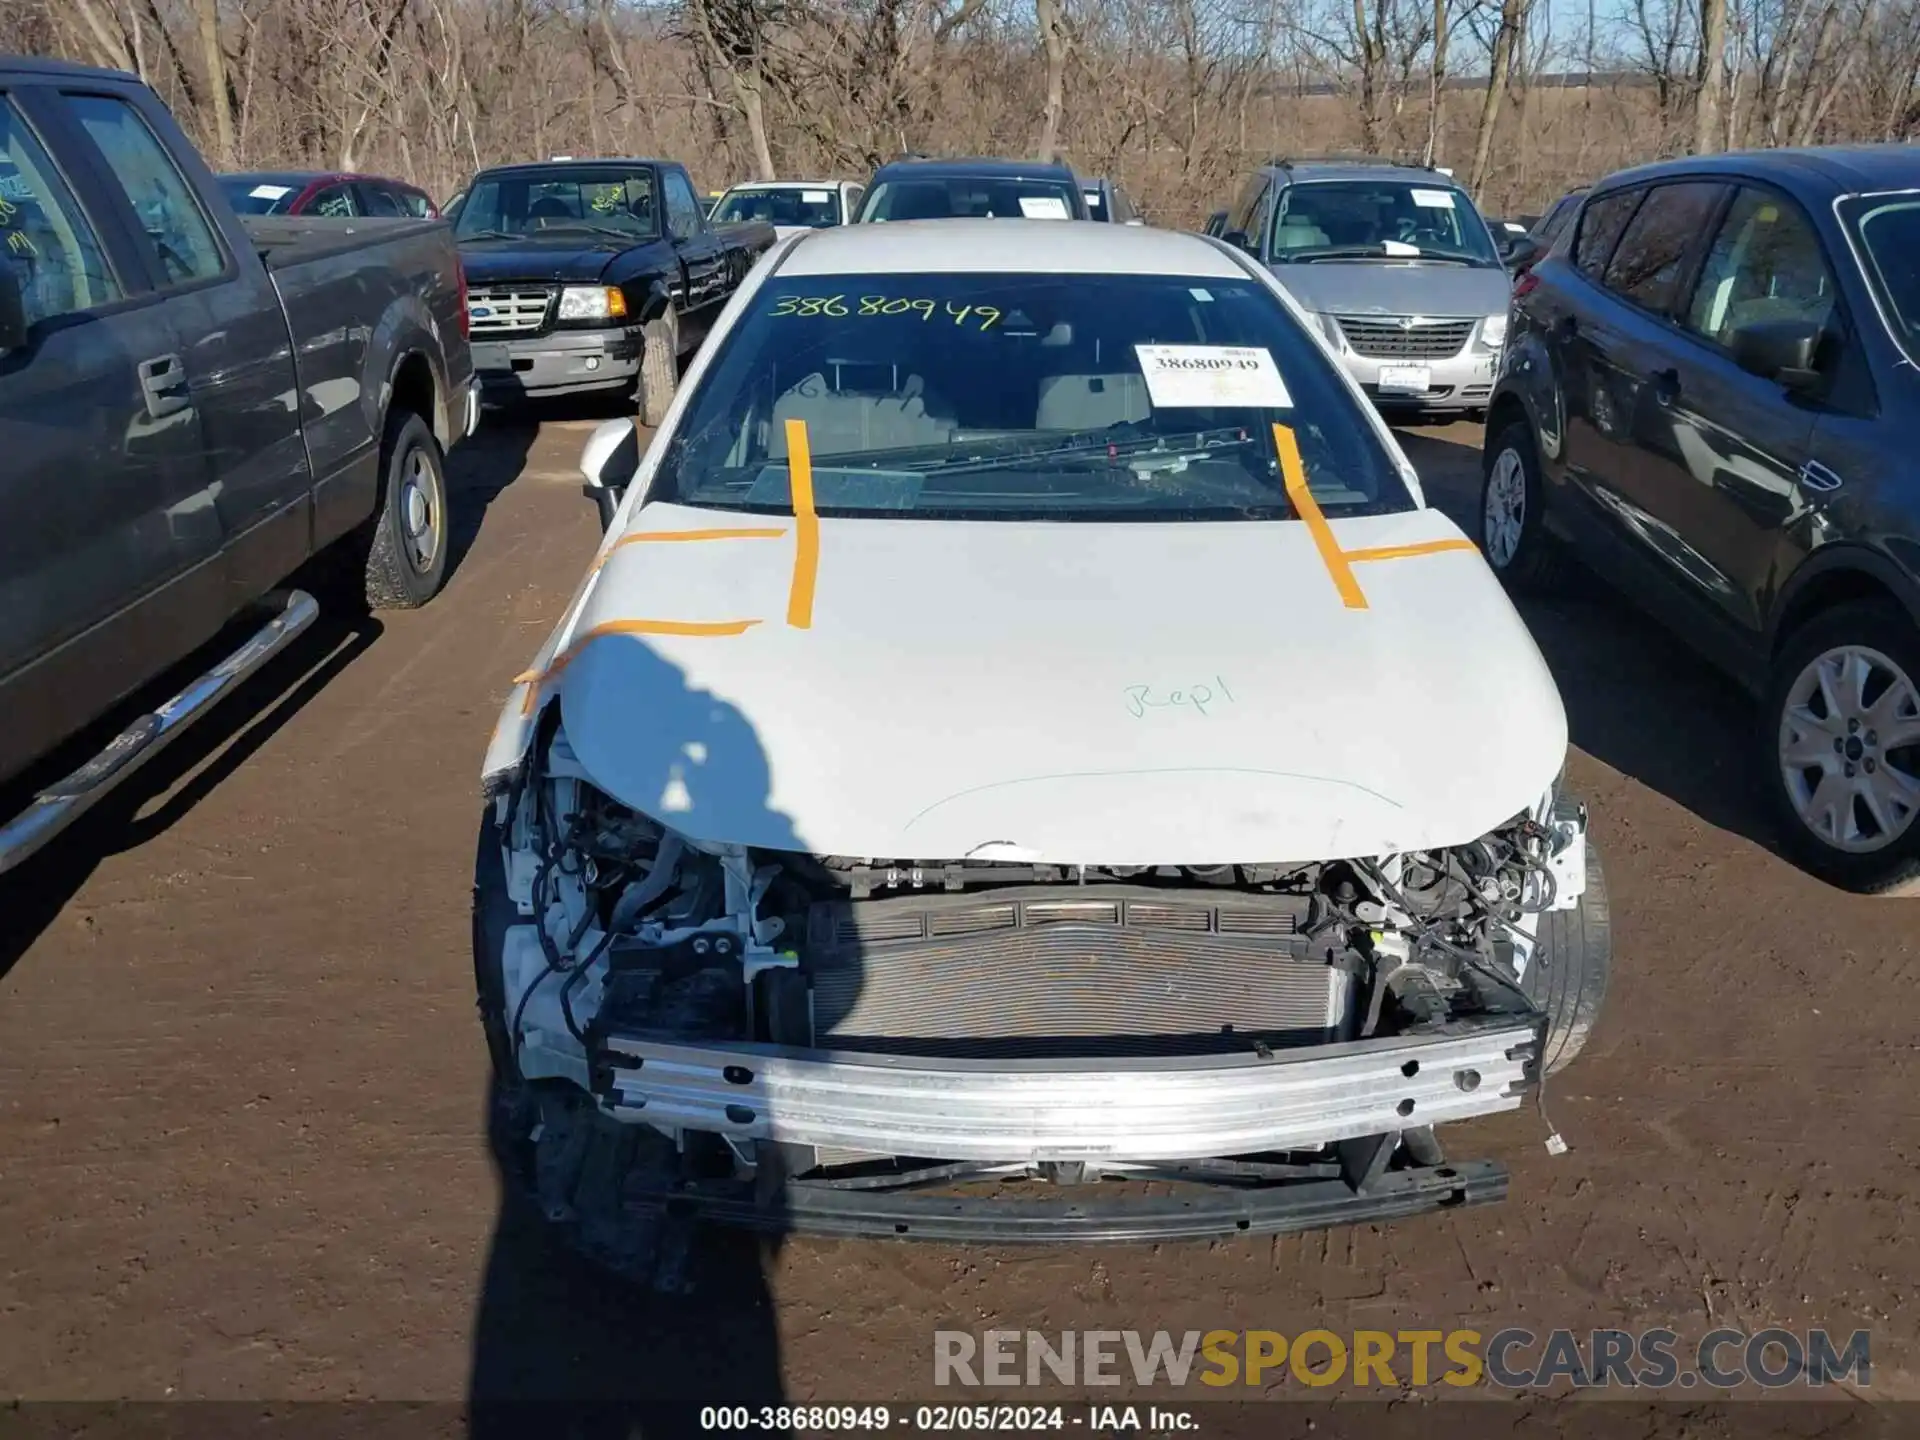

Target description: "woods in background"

left=12, top=0, right=1920, bottom=225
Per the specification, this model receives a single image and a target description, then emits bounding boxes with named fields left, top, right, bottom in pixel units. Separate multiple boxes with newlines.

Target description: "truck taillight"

left=456, top=265, right=470, bottom=339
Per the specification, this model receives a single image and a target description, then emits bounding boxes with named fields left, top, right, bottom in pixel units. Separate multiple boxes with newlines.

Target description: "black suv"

left=1482, top=147, right=1920, bottom=891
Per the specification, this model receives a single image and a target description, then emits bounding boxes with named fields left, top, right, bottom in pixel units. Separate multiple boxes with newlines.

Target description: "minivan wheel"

left=1479, top=419, right=1564, bottom=591
left=1765, top=600, right=1920, bottom=893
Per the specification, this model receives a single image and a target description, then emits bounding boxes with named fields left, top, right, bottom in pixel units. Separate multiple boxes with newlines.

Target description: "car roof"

left=0, top=55, right=134, bottom=82
left=777, top=217, right=1246, bottom=278
left=722, top=180, right=846, bottom=191
left=475, top=159, right=669, bottom=177
left=1595, top=144, right=1920, bottom=199
left=869, top=158, right=1078, bottom=183
left=1264, top=160, right=1454, bottom=186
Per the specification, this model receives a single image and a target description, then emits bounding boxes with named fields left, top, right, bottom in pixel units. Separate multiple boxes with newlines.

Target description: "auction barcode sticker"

left=1134, top=344, right=1293, bottom=409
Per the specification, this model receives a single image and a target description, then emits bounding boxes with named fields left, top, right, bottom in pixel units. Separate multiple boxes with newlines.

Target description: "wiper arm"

left=456, top=229, right=517, bottom=241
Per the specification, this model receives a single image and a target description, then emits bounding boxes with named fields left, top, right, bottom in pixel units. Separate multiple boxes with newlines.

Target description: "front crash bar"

left=594, top=1016, right=1541, bottom=1163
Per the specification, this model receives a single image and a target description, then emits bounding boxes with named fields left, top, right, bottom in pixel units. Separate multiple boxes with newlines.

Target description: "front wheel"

left=1479, top=419, right=1565, bottom=592
left=1764, top=600, right=1920, bottom=893
left=1518, top=822, right=1611, bottom=1075
left=639, top=307, right=679, bottom=428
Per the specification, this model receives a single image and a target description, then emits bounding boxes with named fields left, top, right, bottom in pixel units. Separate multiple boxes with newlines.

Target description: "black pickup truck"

left=453, top=158, right=775, bottom=424
left=0, top=57, right=476, bottom=872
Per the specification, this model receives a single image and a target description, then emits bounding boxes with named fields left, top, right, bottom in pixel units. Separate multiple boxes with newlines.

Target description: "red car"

left=218, top=170, right=438, bottom=220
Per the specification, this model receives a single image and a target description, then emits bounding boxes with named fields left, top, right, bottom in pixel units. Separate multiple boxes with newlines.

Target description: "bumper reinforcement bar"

left=596, top=1018, right=1541, bottom=1163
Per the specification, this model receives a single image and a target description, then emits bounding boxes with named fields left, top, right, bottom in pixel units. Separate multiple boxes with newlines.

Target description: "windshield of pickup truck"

left=455, top=170, right=658, bottom=241
left=1270, top=181, right=1500, bottom=265
left=714, top=186, right=841, bottom=228
left=652, top=271, right=1408, bottom=521
left=859, top=177, right=1082, bottom=222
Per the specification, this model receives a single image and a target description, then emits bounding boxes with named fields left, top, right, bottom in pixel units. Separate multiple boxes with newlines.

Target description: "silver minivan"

left=1213, top=157, right=1518, bottom=417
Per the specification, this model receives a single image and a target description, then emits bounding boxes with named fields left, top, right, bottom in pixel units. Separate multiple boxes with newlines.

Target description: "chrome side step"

left=0, top=589, right=319, bottom=876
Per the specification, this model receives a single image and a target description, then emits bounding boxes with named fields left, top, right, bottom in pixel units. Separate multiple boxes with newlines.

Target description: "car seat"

left=1034, top=373, right=1151, bottom=430
left=1273, top=214, right=1330, bottom=250
left=529, top=195, right=574, bottom=224
left=768, top=371, right=957, bottom=458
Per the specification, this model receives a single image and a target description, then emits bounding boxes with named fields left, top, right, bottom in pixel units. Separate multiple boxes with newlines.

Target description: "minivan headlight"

left=557, top=285, right=628, bottom=321
left=1480, top=313, right=1509, bottom=350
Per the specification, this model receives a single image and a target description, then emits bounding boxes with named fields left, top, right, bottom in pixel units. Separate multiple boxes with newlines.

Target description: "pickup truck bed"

left=0, top=55, right=476, bottom=873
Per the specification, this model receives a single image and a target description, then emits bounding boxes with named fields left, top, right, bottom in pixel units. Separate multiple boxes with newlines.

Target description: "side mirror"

left=1503, top=234, right=1540, bottom=272
left=1222, top=229, right=1250, bottom=250
left=1730, top=317, right=1824, bottom=392
left=0, top=266, right=27, bottom=352
left=580, top=417, right=640, bottom=531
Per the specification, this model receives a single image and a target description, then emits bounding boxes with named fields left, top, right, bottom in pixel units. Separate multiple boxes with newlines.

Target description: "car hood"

left=456, top=237, right=633, bottom=285
left=1266, top=260, right=1510, bottom=320
left=531, top=502, right=1567, bottom=866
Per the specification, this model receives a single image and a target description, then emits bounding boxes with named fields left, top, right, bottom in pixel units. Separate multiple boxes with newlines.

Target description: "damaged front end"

left=475, top=720, right=1590, bottom=1251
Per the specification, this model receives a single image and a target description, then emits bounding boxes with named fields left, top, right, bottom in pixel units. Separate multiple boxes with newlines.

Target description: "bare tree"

left=194, top=0, right=235, bottom=164
left=1694, top=0, right=1729, bottom=151
left=1469, top=0, right=1529, bottom=191
left=1034, top=0, right=1071, bottom=160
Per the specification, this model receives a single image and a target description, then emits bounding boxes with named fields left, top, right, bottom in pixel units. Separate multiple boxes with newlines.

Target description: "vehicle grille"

left=467, top=286, right=553, bottom=335
left=1334, top=315, right=1475, bottom=360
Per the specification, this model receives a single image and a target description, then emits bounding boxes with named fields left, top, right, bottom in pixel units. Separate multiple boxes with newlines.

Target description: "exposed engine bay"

left=484, top=721, right=1586, bottom=1190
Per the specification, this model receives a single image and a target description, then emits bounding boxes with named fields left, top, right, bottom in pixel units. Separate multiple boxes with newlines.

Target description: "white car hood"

left=536, top=503, right=1567, bottom=865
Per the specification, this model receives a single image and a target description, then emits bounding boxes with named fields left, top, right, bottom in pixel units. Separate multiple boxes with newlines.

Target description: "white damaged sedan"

left=473, top=219, right=1609, bottom=1254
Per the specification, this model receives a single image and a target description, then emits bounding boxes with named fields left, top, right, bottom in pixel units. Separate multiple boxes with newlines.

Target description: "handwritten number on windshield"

left=769, top=295, right=1001, bottom=329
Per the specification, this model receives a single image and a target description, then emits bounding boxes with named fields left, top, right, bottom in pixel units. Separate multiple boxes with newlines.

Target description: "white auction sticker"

left=1018, top=195, right=1070, bottom=220
left=802, top=190, right=831, bottom=203
left=1134, top=345, right=1293, bottom=409
left=249, top=184, right=293, bottom=200
left=1382, top=238, right=1421, bottom=255
left=1410, top=188, right=1456, bottom=208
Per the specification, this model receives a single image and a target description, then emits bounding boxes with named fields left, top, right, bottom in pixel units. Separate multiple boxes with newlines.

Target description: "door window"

left=63, top=93, right=225, bottom=286
left=1601, top=182, right=1726, bottom=314
left=0, top=97, right=121, bottom=327
left=358, top=184, right=402, bottom=217
left=1223, top=175, right=1268, bottom=245
left=306, top=183, right=360, bottom=218
left=663, top=170, right=702, bottom=240
left=1573, top=188, right=1641, bottom=279
left=1682, top=187, right=1836, bottom=347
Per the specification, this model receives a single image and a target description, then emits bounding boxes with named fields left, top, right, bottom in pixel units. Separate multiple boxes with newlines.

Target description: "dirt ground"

left=2, top=412, right=1917, bottom=1413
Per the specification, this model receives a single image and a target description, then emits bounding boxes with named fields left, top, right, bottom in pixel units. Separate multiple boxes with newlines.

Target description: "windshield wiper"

left=538, top=222, right=643, bottom=240
left=456, top=228, right=517, bottom=241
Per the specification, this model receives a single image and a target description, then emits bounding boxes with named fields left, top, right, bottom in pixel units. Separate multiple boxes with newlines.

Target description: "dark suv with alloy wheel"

left=1481, top=146, right=1920, bottom=892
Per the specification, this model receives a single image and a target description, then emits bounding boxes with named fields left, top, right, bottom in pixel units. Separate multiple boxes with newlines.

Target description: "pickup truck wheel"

left=639, top=307, right=678, bottom=428
left=1518, top=827, right=1611, bottom=1075
left=363, top=410, right=450, bottom=610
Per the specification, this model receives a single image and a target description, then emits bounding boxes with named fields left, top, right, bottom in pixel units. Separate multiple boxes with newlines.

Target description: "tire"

left=472, top=805, right=521, bottom=1085
left=1520, top=826, right=1611, bottom=1075
left=1479, top=419, right=1566, bottom=592
left=639, top=306, right=679, bottom=428
left=361, top=409, right=451, bottom=610
left=1762, top=600, right=1920, bottom=894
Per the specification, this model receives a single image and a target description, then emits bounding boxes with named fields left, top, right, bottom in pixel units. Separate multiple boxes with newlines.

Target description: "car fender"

left=480, top=228, right=811, bottom=789
left=1768, top=539, right=1920, bottom=651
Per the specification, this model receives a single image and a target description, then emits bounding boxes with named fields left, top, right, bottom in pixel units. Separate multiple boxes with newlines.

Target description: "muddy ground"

left=1, top=412, right=1915, bottom=1416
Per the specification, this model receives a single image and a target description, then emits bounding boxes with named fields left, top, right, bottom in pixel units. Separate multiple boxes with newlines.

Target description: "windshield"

left=1270, top=180, right=1500, bottom=265
left=1839, top=193, right=1920, bottom=365
left=649, top=271, right=1409, bottom=522
left=455, top=169, right=657, bottom=241
left=220, top=176, right=302, bottom=215
left=858, top=177, right=1082, bottom=222
left=715, top=186, right=841, bottom=228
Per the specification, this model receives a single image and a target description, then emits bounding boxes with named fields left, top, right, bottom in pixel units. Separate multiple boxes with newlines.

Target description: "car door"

left=58, top=87, right=313, bottom=608
left=1556, top=182, right=1728, bottom=589
left=1635, top=183, right=1843, bottom=639
left=0, top=85, right=224, bottom=783
left=1220, top=174, right=1269, bottom=254
left=663, top=167, right=722, bottom=347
